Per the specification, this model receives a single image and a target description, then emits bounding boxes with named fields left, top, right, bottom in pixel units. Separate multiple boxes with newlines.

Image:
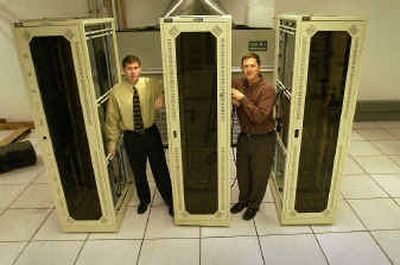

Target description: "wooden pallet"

left=0, top=121, right=34, bottom=147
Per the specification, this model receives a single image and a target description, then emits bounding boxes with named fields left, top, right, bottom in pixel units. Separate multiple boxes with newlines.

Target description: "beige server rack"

left=14, top=18, right=135, bottom=232
left=160, top=15, right=232, bottom=226
left=271, top=14, right=366, bottom=224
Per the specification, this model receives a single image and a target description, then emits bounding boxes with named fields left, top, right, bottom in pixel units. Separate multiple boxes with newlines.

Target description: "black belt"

left=239, top=131, right=274, bottom=138
left=125, top=124, right=156, bottom=136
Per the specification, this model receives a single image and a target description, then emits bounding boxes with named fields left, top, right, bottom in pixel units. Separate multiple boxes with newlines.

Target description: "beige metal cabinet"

left=160, top=15, right=232, bottom=226
left=271, top=14, right=366, bottom=225
left=14, top=18, right=134, bottom=232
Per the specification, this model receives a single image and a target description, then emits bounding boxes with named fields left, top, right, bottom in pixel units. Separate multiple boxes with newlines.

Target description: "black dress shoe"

left=137, top=202, right=148, bottom=214
left=243, top=208, right=258, bottom=220
left=230, top=202, right=246, bottom=214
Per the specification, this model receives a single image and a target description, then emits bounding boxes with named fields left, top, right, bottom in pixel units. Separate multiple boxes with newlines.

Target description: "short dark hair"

left=241, top=52, right=261, bottom=66
left=122, top=55, right=141, bottom=68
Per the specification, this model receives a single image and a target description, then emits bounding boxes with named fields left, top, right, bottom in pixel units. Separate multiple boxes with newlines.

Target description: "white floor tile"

left=201, top=237, right=263, bottom=265
left=351, top=131, right=365, bottom=141
left=139, top=238, right=198, bottom=265
left=349, top=199, right=400, bottom=230
left=89, top=206, right=148, bottom=240
left=319, top=232, right=391, bottom=265
left=371, top=174, right=400, bottom=197
left=129, top=183, right=156, bottom=207
left=76, top=240, right=140, bottom=265
left=14, top=241, right=83, bottom=265
left=0, top=242, right=26, bottom=265
left=254, top=203, right=312, bottom=235
left=349, top=141, right=382, bottom=156
left=357, top=129, right=396, bottom=141
left=343, top=156, right=364, bottom=175
left=378, top=121, right=400, bottom=129
left=390, top=156, right=400, bottom=167
left=312, top=200, right=365, bottom=233
left=0, top=208, right=50, bottom=241
left=260, top=234, right=327, bottom=265
left=201, top=213, right=256, bottom=237
left=0, top=165, right=43, bottom=185
left=341, top=174, right=387, bottom=199
left=353, top=122, right=381, bottom=130
left=354, top=156, right=400, bottom=174
left=230, top=181, right=239, bottom=203
left=372, top=230, right=400, bottom=265
left=34, top=210, right=87, bottom=241
left=385, top=128, right=400, bottom=140
left=11, top=184, right=53, bottom=208
left=372, top=140, right=400, bottom=155
left=33, top=170, right=48, bottom=184
left=152, top=185, right=172, bottom=207
left=0, top=185, right=26, bottom=208
left=128, top=193, right=140, bottom=207
left=152, top=192, right=163, bottom=207
left=145, top=206, right=199, bottom=239
left=263, top=185, right=275, bottom=203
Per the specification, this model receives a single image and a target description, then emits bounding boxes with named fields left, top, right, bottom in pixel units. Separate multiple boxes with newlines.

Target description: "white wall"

left=276, top=0, right=400, bottom=100
left=0, top=0, right=89, bottom=121
left=2, top=1, right=399, bottom=121
left=124, top=0, right=274, bottom=28
left=125, top=0, right=170, bottom=28
left=124, top=0, right=400, bottom=100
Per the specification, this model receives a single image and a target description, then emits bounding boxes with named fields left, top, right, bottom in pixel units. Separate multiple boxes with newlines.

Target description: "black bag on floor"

left=0, top=141, right=37, bottom=173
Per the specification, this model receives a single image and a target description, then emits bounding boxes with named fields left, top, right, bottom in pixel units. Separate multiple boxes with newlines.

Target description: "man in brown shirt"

left=231, top=52, right=276, bottom=220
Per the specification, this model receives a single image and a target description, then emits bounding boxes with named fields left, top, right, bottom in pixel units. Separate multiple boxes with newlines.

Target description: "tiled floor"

left=0, top=122, right=399, bottom=265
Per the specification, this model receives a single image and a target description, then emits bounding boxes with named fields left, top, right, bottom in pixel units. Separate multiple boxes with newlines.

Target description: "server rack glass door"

left=86, top=26, right=133, bottom=209
left=160, top=16, right=232, bottom=226
left=29, top=36, right=102, bottom=220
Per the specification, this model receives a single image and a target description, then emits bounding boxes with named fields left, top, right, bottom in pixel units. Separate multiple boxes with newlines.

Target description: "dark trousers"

left=236, top=132, right=275, bottom=209
left=124, top=125, right=173, bottom=206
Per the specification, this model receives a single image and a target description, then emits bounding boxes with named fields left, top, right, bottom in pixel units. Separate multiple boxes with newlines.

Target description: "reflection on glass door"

left=278, top=20, right=296, bottom=92
left=107, top=138, right=130, bottom=206
left=295, top=31, right=351, bottom=212
left=87, top=31, right=118, bottom=157
left=276, top=90, right=291, bottom=149
left=86, top=29, right=131, bottom=207
left=274, top=89, right=291, bottom=199
left=176, top=32, right=218, bottom=214
left=274, top=142, right=286, bottom=196
left=87, top=33, right=117, bottom=100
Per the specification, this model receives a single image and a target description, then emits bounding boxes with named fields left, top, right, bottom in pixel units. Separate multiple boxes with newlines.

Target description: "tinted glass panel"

left=97, top=102, right=108, bottom=156
left=276, top=91, right=291, bottom=148
left=87, top=34, right=114, bottom=100
left=107, top=139, right=130, bottom=206
left=295, top=31, right=351, bottom=212
left=278, top=20, right=296, bottom=91
left=176, top=32, right=218, bottom=214
left=274, top=142, right=286, bottom=199
left=30, top=36, right=102, bottom=220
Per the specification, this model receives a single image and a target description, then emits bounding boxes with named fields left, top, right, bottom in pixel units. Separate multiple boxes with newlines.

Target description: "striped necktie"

left=132, top=86, right=144, bottom=134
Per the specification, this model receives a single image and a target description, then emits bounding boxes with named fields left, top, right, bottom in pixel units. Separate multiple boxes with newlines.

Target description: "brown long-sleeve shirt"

left=233, top=76, right=276, bottom=134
